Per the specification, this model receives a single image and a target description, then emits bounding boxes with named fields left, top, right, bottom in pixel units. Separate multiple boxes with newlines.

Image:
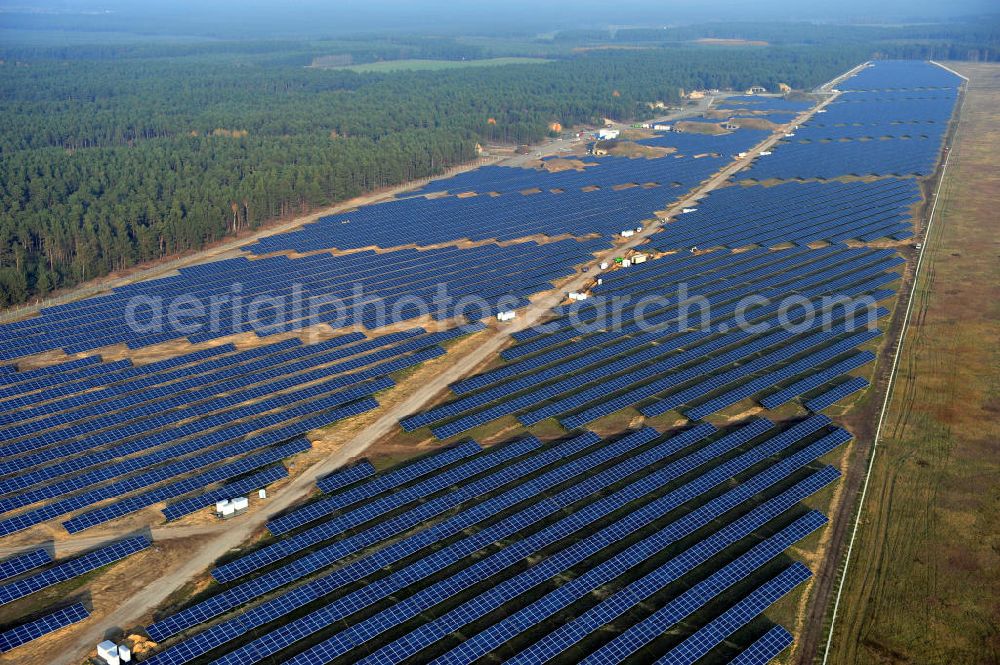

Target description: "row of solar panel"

left=407, top=248, right=895, bottom=438
left=174, top=418, right=835, bottom=662
left=651, top=177, right=919, bottom=250
left=410, top=150, right=729, bottom=196
left=147, top=416, right=843, bottom=665
left=0, top=327, right=471, bottom=496
left=0, top=602, right=89, bottom=653
left=0, top=328, right=442, bottom=472
left=0, top=237, right=592, bottom=360
left=0, top=537, right=149, bottom=605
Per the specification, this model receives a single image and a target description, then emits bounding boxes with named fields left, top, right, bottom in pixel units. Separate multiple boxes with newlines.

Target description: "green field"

left=325, top=57, right=552, bottom=72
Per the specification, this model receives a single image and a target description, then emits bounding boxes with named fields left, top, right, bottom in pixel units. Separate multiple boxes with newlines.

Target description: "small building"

left=632, top=254, right=648, bottom=264
left=652, top=124, right=671, bottom=131
left=597, top=128, right=620, bottom=140
left=98, top=641, right=120, bottom=665
left=746, top=86, right=766, bottom=94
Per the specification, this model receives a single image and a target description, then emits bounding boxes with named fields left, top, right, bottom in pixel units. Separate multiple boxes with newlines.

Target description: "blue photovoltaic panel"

left=215, top=436, right=538, bottom=582
left=654, top=563, right=812, bottom=665
left=314, top=461, right=375, bottom=494
left=507, top=496, right=828, bottom=664
left=0, top=549, right=52, bottom=582
left=422, top=428, right=844, bottom=665
left=271, top=441, right=480, bottom=535
left=0, top=603, right=90, bottom=652
left=284, top=419, right=839, bottom=665
left=729, top=625, right=795, bottom=665
left=153, top=426, right=712, bottom=664
left=0, top=537, right=149, bottom=605
left=805, top=377, right=870, bottom=411
left=142, top=428, right=644, bottom=652
left=576, top=491, right=833, bottom=664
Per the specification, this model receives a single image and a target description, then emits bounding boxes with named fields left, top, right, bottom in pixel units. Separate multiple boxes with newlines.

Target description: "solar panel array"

left=0, top=603, right=89, bottom=653
left=0, top=549, right=52, bottom=582
left=0, top=325, right=480, bottom=537
left=0, top=536, right=148, bottom=605
left=651, top=177, right=920, bottom=251
left=737, top=60, right=960, bottom=182
left=402, top=243, right=897, bottom=438
left=0, top=60, right=958, bottom=659
left=0, top=235, right=594, bottom=359
left=408, top=148, right=729, bottom=197
left=141, top=416, right=847, bottom=664
left=247, top=186, right=682, bottom=256
left=729, top=625, right=796, bottom=665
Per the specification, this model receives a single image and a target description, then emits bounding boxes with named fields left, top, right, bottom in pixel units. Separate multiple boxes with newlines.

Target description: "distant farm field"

left=323, top=57, right=552, bottom=72
left=823, top=62, right=1000, bottom=665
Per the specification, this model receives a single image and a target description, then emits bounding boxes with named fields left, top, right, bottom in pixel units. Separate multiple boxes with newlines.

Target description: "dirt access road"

left=51, top=87, right=843, bottom=664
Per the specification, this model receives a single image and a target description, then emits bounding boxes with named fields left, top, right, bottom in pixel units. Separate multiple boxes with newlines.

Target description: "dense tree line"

left=0, top=46, right=864, bottom=306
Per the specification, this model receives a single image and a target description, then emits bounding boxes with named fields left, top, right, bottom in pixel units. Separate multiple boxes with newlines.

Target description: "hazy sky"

left=1, top=0, right=995, bottom=38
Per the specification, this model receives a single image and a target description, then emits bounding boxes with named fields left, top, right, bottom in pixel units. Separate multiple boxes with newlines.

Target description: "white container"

left=596, top=278, right=603, bottom=285
left=98, top=641, right=117, bottom=660
left=221, top=505, right=235, bottom=517
left=681, top=208, right=697, bottom=214
left=496, top=310, right=516, bottom=322
left=215, top=499, right=230, bottom=514
left=738, top=152, right=747, bottom=158
left=599, top=262, right=609, bottom=270
left=634, top=226, right=642, bottom=233
left=632, top=254, right=648, bottom=264
left=621, top=259, right=632, bottom=268
left=620, top=229, right=634, bottom=238
left=98, top=641, right=120, bottom=665
left=118, top=644, right=132, bottom=662
left=653, top=124, right=671, bottom=131
left=232, top=496, right=249, bottom=511
left=258, top=489, right=267, bottom=499
left=785, top=133, right=795, bottom=137
left=759, top=150, right=772, bottom=156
